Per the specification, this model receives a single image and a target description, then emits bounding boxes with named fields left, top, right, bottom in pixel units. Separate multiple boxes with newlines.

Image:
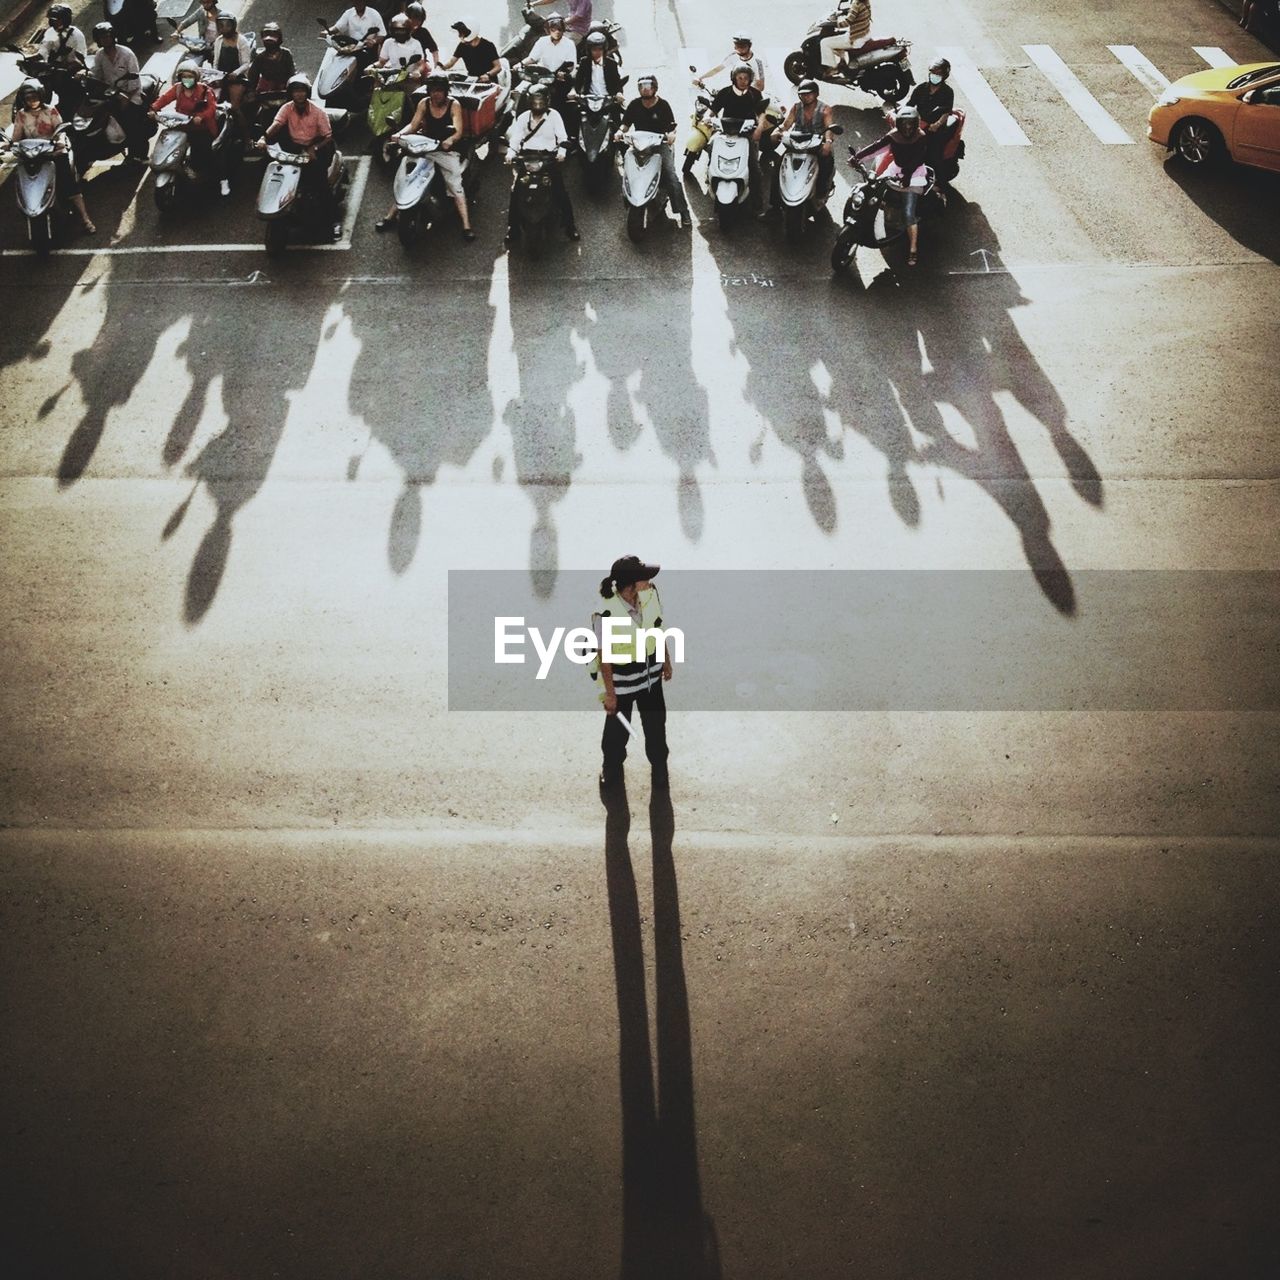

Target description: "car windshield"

left=1227, top=65, right=1280, bottom=90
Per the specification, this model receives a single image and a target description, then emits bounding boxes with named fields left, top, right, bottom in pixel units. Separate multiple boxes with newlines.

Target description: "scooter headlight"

left=850, top=187, right=866, bottom=208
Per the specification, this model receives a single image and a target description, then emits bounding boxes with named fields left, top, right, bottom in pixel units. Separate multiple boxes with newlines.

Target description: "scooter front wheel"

left=28, top=213, right=52, bottom=256
left=626, top=204, right=646, bottom=243
left=524, top=217, right=546, bottom=259
left=396, top=205, right=421, bottom=248
left=715, top=201, right=734, bottom=232
left=153, top=178, right=178, bottom=215
left=830, top=225, right=857, bottom=273
left=784, top=204, right=805, bottom=245
left=783, top=52, right=807, bottom=87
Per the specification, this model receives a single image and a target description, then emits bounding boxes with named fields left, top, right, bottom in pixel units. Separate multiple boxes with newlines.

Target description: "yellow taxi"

left=1147, top=62, right=1280, bottom=170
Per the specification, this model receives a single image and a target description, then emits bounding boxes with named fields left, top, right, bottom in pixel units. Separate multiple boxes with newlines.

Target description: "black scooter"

left=783, top=1, right=914, bottom=103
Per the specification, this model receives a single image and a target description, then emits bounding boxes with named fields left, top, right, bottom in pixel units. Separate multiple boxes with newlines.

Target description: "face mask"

left=929, top=74, right=942, bottom=85
left=180, top=77, right=196, bottom=89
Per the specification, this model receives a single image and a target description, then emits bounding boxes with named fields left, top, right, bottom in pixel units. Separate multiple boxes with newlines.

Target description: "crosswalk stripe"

left=1024, top=44, right=1133, bottom=143
left=1193, top=46, right=1238, bottom=68
left=935, top=45, right=1031, bottom=145
left=1107, top=44, right=1170, bottom=96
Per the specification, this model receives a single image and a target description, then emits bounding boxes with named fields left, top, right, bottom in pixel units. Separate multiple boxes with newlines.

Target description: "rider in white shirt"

left=330, top=2, right=385, bottom=44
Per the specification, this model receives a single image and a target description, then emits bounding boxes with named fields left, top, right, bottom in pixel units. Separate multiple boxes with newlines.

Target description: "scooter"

left=388, top=132, right=474, bottom=247
left=313, top=21, right=375, bottom=111
left=576, top=88, right=622, bottom=193
left=256, top=125, right=347, bottom=254
left=620, top=128, right=668, bottom=241
left=783, top=1, right=914, bottom=103
left=367, top=59, right=420, bottom=157
left=774, top=123, right=842, bottom=243
left=103, top=0, right=159, bottom=46
left=69, top=69, right=159, bottom=173
left=508, top=145, right=556, bottom=257
left=0, top=124, right=76, bottom=254
left=705, top=113, right=758, bottom=230
left=149, top=102, right=236, bottom=212
left=830, top=152, right=945, bottom=270
left=681, top=76, right=714, bottom=175
left=499, top=4, right=546, bottom=65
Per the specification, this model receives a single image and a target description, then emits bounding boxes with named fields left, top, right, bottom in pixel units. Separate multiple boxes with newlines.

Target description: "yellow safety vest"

left=589, top=586, right=665, bottom=700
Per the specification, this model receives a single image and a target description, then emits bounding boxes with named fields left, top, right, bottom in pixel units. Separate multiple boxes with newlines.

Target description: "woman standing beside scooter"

left=9, top=79, right=96, bottom=233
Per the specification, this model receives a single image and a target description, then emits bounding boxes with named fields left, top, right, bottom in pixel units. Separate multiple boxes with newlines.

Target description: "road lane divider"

left=1024, top=45, right=1133, bottom=144
left=1193, top=47, right=1238, bottom=68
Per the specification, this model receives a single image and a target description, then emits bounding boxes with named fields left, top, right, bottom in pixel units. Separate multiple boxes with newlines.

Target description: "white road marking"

left=1, top=157, right=372, bottom=257
left=1193, top=47, right=1238, bottom=68
left=1107, top=45, right=1171, bottom=96
left=1024, top=44, right=1134, bottom=143
left=935, top=46, right=1031, bottom=146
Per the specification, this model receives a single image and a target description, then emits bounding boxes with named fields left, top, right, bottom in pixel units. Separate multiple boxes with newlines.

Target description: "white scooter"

left=705, top=114, right=758, bottom=230
left=775, top=123, right=842, bottom=243
left=256, top=130, right=347, bottom=254
left=389, top=133, right=472, bottom=247
left=620, top=128, right=666, bottom=242
left=314, top=21, right=374, bottom=111
left=0, top=123, right=73, bottom=254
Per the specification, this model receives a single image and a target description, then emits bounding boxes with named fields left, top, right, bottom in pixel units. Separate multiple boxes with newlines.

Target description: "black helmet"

left=405, top=2, right=424, bottom=19
left=286, top=73, right=312, bottom=96
left=47, top=4, right=72, bottom=25
left=425, top=71, right=449, bottom=91
left=586, top=31, right=606, bottom=50
left=894, top=104, right=920, bottom=133
left=93, top=20, right=115, bottom=41
left=929, top=57, right=951, bottom=79
left=797, top=79, right=819, bottom=95
left=637, top=74, right=657, bottom=92
left=216, top=10, right=237, bottom=31
left=730, top=62, right=753, bottom=83
left=261, top=21, right=283, bottom=43
left=18, top=77, right=47, bottom=105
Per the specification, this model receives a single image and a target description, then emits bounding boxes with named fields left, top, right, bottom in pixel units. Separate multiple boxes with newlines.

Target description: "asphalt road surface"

left=2, top=0, right=1278, bottom=1277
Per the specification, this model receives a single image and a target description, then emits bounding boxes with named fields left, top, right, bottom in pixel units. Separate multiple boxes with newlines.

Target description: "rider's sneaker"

left=331, top=221, right=344, bottom=241
left=219, top=179, right=231, bottom=196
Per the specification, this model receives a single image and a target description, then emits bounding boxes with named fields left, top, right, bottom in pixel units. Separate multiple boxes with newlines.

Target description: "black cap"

left=609, top=555, right=660, bottom=589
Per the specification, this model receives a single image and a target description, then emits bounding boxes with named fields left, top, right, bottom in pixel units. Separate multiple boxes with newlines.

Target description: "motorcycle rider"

left=375, top=71, right=475, bottom=239
left=150, top=58, right=226, bottom=192
left=532, top=0, right=591, bottom=42
left=175, top=0, right=223, bottom=48
left=211, top=12, right=253, bottom=142
left=377, top=12, right=433, bottom=76
left=88, top=21, right=151, bottom=163
left=257, top=73, right=343, bottom=241
left=39, top=4, right=88, bottom=66
left=853, top=102, right=927, bottom=265
left=616, top=74, right=691, bottom=229
left=906, top=56, right=958, bottom=165
left=329, top=0, right=384, bottom=70
left=768, top=78, right=834, bottom=211
left=504, top=83, right=578, bottom=244
left=404, top=3, right=437, bottom=57
left=440, top=19, right=501, bottom=81
left=240, top=22, right=295, bottom=98
left=10, top=78, right=96, bottom=233
left=693, top=33, right=765, bottom=93
left=822, top=0, right=873, bottom=77
left=524, top=14, right=576, bottom=126
left=711, top=62, right=768, bottom=214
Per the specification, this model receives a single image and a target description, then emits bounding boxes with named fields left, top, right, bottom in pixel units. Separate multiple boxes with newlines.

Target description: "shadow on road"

left=602, top=782, right=722, bottom=1280
left=1163, top=157, right=1280, bottom=264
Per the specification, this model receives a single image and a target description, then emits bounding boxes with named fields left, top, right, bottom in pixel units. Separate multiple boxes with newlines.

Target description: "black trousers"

left=601, top=681, right=669, bottom=779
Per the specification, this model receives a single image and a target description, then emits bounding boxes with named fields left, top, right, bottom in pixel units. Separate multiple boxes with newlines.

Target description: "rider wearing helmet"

left=440, top=19, right=501, bottom=80
left=907, top=57, right=957, bottom=160
left=89, top=21, right=151, bottom=162
left=378, top=12, right=433, bottom=78
left=532, top=0, right=592, bottom=42
left=710, top=63, right=769, bottom=213
left=208, top=12, right=252, bottom=144
left=150, top=59, right=225, bottom=191
left=504, top=80, right=579, bottom=243
left=258, top=74, right=343, bottom=240
left=527, top=13, right=575, bottom=74
left=241, top=22, right=295, bottom=98
left=617, top=73, right=692, bottom=229
left=403, top=3, right=437, bottom=56
left=11, top=78, right=96, bottom=232
left=853, top=102, right=928, bottom=264
left=573, top=28, right=623, bottom=100
left=375, top=72, right=475, bottom=240
left=692, top=33, right=765, bottom=93
left=39, top=4, right=87, bottom=66
left=769, top=78, right=835, bottom=211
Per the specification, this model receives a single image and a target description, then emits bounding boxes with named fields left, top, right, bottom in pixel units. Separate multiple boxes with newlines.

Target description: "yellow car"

left=1147, top=62, right=1280, bottom=171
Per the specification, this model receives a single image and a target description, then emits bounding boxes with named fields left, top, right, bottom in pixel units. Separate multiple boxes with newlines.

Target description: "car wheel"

left=1173, top=118, right=1223, bottom=167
